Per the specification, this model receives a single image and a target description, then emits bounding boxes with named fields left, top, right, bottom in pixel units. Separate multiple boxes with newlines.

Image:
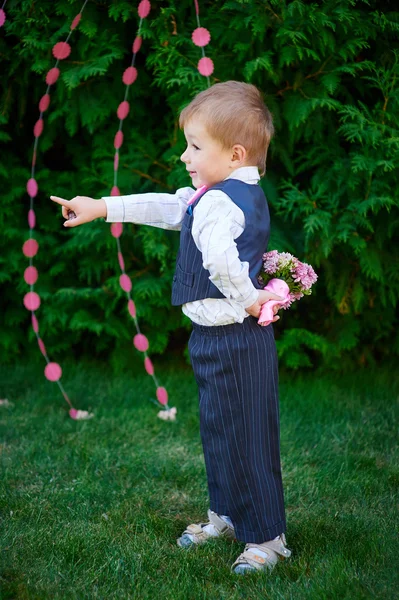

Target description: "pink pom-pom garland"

left=52, top=42, right=71, bottom=60
left=24, top=291, right=40, bottom=311
left=23, top=1, right=90, bottom=419
left=0, top=6, right=6, bottom=28
left=192, top=27, right=210, bottom=47
left=45, top=362, right=62, bottom=382
left=138, top=0, right=151, bottom=19
left=123, top=67, right=138, bottom=86
left=46, top=67, right=60, bottom=86
left=34, top=119, right=44, bottom=138
left=24, top=266, right=38, bottom=285
left=119, top=274, right=132, bottom=293
left=71, top=14, right=81, bottom=31
left=198, top=56, right=214, bottom=77
left=27, top=178, right=38, bottom=198
left=108, top=0, right=171, bottom=411
left=190, top=0, right=213, bottom=84
left=132, top=37, right=142, bottom=54
left=20, top=0, right=216, bottom=418
left=28, top=209, right=36, bottom=228
left=111, top=222, right=123, bottom=238
left=23, top=238, right=39, bottom=258
left=39, top=94, right=51, bottom=112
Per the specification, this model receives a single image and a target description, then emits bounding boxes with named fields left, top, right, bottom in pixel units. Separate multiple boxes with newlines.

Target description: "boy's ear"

left=231, top=144, right=247, bottom=166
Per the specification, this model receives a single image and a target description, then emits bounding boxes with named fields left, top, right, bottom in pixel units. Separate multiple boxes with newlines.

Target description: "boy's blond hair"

left=179, top=81, right=274, bottom=176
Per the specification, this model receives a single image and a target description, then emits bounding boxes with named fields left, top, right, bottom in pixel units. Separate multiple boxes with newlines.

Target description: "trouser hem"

left=210, top=504, right=286, bottom=543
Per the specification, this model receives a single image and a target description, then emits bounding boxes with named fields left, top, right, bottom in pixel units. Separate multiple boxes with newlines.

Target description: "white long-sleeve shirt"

left=102, top=166, right=262, bottom=326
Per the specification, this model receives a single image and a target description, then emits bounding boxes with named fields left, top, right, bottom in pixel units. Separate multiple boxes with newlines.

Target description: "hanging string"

left=18, top=0, right=214, bottom=420
left=23, top=1, right=92, bottom=420
left=106, top=0, right=170, bottom=410
left=191, top=0, right=213, bottom=86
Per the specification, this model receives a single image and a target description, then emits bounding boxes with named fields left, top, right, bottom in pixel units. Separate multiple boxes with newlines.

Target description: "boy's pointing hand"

left=50, top=195, right=107, bottom=228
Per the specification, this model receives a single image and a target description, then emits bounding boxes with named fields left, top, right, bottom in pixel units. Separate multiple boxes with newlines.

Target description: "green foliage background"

left=1, top=0, right=398, bottom=371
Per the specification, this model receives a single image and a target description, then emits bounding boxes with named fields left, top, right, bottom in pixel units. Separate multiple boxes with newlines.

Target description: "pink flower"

left=292, top=261, right=318, bottom=290
left=262, top=250, right=279, bottom=274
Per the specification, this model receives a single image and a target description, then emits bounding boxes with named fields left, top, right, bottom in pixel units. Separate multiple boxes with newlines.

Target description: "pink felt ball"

left=34, top=119, right=44, bottom=138
left=118, top=252, right=125, bottom=271
left=52, top=41, right=71, bottom=60
left=120, top=274, right=132, bottom=293
left=110, top=185, right=120, bottom=197
left=70, top=13, right=81, bottom=30
left=198, top=57, right=214, bottom=77
left=38, top=338, right=46, bottom=356
left=138, top=0, right=151, bottom=18
left=114, top=131, right=123, bottom=149
left=24, top=291, right=40, bottom=311
left=39, top=94, right=50, bottom=112
left=45, top=362, right=62, bottom=382
left=32, top=314, right=39, bottom=333
left=132, top=36, right=142, bottom=54
left=144, top=357, right=154, bottom=375
left=192, top=27, right=211, bottom=47
left=156, top=386, right=168, bottom=406
left=111, top=222, right=123, bottom=238
left=0, top=9, right=6, bottom=27
left=122, top=67, right=138, bottom=86
left=46, top=67, right=60, bottom=85
left=114, top=152, right=119, bottom=171
left=117, top=101, right=130, bottom=120
left=69, top=408, right=78, bottom=419
left=23, top=238, right=39, bottom=258
left=27, top=178, right=38, bottom=198
left=133, top=334, right=149, bottom=352
left=28, top=209, right=36, bottom=229
left=128, top=299, right=136, bottom=318
left=24, top=266, right=38, bottom=285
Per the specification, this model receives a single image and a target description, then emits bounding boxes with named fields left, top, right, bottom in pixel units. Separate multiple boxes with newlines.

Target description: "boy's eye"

left=192, top=144, right=200, bottom=150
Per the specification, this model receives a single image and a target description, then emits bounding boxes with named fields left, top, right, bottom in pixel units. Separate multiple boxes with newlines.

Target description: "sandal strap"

left=181, top=512, right=235, bottom=544
left=207, top=510, right=235, bottom=537
left=231, top=536, right=291, bottom=572
left=233, top=548, right=277, bottom=571
left=247, top=536, right=292, bottom=559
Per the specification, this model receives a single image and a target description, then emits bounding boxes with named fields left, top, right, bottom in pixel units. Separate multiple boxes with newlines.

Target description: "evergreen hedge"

left=1, top=0, right=398, bottom=371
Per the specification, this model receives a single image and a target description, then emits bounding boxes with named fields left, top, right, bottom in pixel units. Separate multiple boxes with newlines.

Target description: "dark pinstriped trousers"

left=188, top=315, right=286, bottom=544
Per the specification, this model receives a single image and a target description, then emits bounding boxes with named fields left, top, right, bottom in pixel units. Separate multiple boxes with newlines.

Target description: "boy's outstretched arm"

left=50, top=187, right=195, bottom=231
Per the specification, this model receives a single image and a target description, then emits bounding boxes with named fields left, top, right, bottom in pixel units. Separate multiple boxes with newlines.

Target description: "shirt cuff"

left=102, top=197, right=125, bottom=223
left=238, top=286, right=259, bottom=309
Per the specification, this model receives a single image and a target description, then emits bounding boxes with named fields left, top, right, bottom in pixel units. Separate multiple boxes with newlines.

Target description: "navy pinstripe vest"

left=171, top=179, right=270, bottom=306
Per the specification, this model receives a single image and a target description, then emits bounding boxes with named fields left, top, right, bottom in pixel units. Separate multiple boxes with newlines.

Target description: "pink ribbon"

left=187, top=185, right=208, bottom=206
left=258, top=278, right=291, bottom=326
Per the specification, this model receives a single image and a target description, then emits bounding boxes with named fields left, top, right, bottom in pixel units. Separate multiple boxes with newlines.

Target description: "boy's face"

left=180, top=119, right=235, bottom=188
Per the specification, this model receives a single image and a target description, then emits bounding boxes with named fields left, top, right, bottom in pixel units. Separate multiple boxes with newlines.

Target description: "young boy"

left=50, top=81, right=291, bottom=575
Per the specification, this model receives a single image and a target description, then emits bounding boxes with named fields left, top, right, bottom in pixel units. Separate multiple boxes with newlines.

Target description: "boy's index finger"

left=50, top=195, right=70, bottom=206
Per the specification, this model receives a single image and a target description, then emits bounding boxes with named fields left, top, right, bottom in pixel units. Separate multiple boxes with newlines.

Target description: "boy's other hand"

left=245, top=290, right=284, bottom=322
left=50, top=195, right=107, bottom=227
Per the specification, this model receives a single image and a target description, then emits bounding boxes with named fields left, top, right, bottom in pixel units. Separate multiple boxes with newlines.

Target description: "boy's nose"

left=180, top=149, right=189, bottom=163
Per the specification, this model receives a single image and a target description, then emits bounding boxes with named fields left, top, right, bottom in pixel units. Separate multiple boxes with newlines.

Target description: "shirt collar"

left=224, top=166, right=260, bottom=184
left=187, top=166, right=260, bottom=206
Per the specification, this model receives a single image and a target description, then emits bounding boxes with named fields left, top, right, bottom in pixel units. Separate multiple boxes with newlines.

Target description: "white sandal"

left=177, top=509, right=236, bottom=548
left=231, top=533, right=291, bottom=574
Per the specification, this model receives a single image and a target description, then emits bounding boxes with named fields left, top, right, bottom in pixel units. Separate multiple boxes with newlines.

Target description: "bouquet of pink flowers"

left=257, top=250, right=318, bottom=326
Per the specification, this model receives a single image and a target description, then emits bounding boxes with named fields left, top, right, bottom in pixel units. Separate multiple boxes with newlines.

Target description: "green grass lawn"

left=1, top=357, right=397, bottom=599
